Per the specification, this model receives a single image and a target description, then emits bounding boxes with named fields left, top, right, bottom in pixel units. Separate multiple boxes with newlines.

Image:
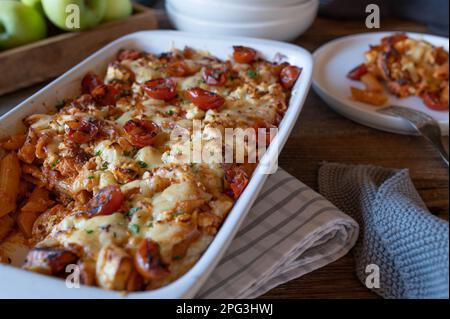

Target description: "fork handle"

left=425, top=136, right=449, bottom=167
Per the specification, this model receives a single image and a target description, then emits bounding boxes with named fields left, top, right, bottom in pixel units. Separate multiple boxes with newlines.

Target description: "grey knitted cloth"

left=318, top=163, right=449, bottom=299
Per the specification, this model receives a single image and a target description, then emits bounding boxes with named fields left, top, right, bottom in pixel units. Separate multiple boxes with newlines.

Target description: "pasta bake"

left=348, top=33, right=449, bottom=110
left=0, top=45, right=301, bottom=292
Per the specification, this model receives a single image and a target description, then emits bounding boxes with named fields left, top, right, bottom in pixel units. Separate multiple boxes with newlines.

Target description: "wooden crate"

left=0, top=4, right=158, bottom=96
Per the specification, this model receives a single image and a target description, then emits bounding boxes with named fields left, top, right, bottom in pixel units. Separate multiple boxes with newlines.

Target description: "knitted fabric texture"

left=318, top=163, right=449, bottom=299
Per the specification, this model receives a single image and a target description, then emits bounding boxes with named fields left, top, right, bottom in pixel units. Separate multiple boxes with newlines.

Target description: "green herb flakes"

left=138, top=161, right=148, bottom=169
left=127, top=207, right=141, bottom=217
left=128, top=224, right=140, bottom=234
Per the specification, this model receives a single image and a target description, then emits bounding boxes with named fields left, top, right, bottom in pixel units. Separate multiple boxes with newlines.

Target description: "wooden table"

left=0, top=17, right=448, bottom=299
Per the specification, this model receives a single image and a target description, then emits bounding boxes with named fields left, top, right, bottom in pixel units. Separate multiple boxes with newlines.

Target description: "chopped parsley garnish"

left=247, top=69, right=258, bottom=78
left=128, top=223, right=140, bottom=234
left=101, top=161, right=109, bottom=170
left=86, top=230, right=94, bottom=234
left=147, top=221, right=154, bottom=228
left=95, top=150, right=102, bottom=156
left=127, top=207, right=140, bottom=217
left=173, top=255, right=183, bottom=261
left=88, top=176, right=95, bottom=180
left=167, top=110, right=174, bottom=116
left=52, top=159, right=60, bottom=169
left=138, top=161, right=148, bottom=169
left=123, top=150, right=132, bottom=157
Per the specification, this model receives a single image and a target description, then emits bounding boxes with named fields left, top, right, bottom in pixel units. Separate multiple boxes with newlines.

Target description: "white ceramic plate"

left=167, top=0, right=314, bottom=23
left=166, top=0, right=318, bottom=41
left=0, top=31, right=313, bottom=299
left=312, top=32, right=449, bottom=135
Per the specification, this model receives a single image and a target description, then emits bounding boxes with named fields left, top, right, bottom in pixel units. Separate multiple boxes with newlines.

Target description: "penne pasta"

left=0, top=134, right=26, bottom=151
left=0, top=214, right=15, bottom=242
left=0, top=152, right=21, bottom=218
left=17, top=187, right=52, bottom=238
left=351, top=87, right=388, bottom=106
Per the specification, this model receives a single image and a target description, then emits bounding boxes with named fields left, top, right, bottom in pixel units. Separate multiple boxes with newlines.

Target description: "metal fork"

left=378, top=106, right=449, bottom=167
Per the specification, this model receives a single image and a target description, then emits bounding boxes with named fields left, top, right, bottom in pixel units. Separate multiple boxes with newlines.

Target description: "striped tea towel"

left=197, top=168, right=359, bottom=299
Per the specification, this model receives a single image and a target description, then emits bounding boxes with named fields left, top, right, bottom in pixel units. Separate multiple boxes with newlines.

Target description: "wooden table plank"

left=261, top=18, right=448, bottom=299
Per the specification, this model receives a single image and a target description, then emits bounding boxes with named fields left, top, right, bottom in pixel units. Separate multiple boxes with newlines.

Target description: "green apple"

left=103, top=0, right=132, bottom=22
left=21, top=0, right=44, bottom=14
left=41, top=0, right=107, bottom=31
left=0, top=0, right=47, bottom=50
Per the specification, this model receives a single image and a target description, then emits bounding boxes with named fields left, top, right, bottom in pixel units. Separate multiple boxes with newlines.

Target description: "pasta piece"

left=0, top=215, right=15, bottom=242
left=361, top=73, right=385, bottom=93
left=31, top=204, right=70, bottom=244
left=0, top=134, right=26, bottom=151
left=351, top=87, right=388, bottom=106
left=17, top=187, right=52, bottom=238
left=0, top=153, right=21, bottom=218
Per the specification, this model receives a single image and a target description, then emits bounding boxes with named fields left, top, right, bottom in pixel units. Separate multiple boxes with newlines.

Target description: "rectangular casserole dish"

left=0, top=30, right=313, bottom=299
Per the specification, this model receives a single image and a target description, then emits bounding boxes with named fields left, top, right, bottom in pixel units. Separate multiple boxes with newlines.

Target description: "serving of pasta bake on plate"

left=348, top=33, right=449, bottom=110
left=0, top=44, right=301, bottom=292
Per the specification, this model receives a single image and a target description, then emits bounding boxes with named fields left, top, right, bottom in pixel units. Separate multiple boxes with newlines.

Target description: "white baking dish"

left=0, top=30, right=313, bottom=299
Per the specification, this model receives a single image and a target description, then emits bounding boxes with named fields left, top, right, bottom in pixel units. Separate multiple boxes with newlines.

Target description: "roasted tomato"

left=134, top=239, right=170, bottom=280
left=24, top=248, right=78, bottom=275
left=124, top=119, right=160, bottom=148
left=82, top=72, right=104, bottom=94
left=166, top=61, right=195, bottom=77
left=423, top=92, right=449, bottom=111
left=280, top=65, right=302, bottom=89
left=88, top=185, right=124, bottom=217
left=233, top=46, right=257, bottom=64
left=202, top=66, right=227, bottom=86
left=225, top=164, right=255, bottom=199
left=65, top=119, right=99, bottom=144
left=186, top=87, right=225, bottom=110
left=142, top=78, right=177, bottom=101
left=117, top=49, right=143, bottom=62
left=347, top=63, right=368, bottom=81
left=91, top=84, right=121, bottom=106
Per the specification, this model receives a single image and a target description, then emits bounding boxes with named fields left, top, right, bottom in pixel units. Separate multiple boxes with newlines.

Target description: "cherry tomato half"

left=186, top=87, right=225, bottom=110
left=65, top=119, right=99, bottom=144
left=280, top=65, right=302, bottom=89
left=423, top=92, right=449, bottom=111
left=142, top=78, right=177, bottom=101
left=117, top=49, right=143, bottom=62
left=124, top=119, right=160, bottom=148
left=88, top=185, right=124, bottom=217
left=225, top=164, right=254, bottom=199
left=233, top=46, right=257, bottom=64
left=134, top=239, right=170, bottom=280
left=347, top=64, right=368, bottom=81
left=81, top=72, right=104, bottom=95
left=166, top=61, right=194, bottom=77
left=202, top=66, right=227, bottom=86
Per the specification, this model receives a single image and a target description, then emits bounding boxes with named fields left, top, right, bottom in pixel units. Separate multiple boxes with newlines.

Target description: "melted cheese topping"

left=16, top=46, right=296, bottom=291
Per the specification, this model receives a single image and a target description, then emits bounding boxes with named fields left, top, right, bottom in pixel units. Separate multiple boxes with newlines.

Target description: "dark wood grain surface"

left=0, top=16, right=447, bottom=300
left=260, top=18, right=449, bottom=299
